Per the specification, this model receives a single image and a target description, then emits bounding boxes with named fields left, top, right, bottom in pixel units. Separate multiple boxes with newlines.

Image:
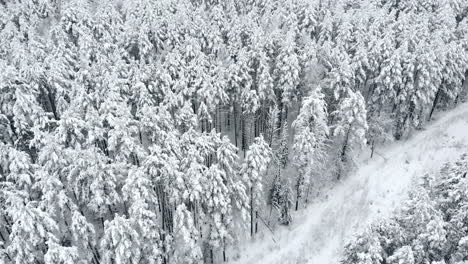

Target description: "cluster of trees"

left=342, top=153, right=468, bottom=264
left=0, top=0, right=467, bottom=263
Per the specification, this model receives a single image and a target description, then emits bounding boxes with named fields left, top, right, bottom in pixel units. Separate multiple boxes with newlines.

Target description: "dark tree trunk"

left=40, top=80, right=59, bottom=121
left=305, top=185, right=311, bottom=205
left=295, top=196, right=299, bottom=211
left=341, top=127, right=351, bottom=163
left=277, top=102, right=283, bottom=135
left=0, top=230, right=6, bottom=243
left=428, top=88, right=441, bottom=121
left=223, top=247, right=227, bottom=262
left=0, top=243, right=11, bottom=262
left=255, top=211, right=259, bottom=233
left=250, top=187, right=254, bottom=238
left=241, top=113, right=247, bottom=156
left=234, top=104, right=238, bottom=149
left=295, top=176, right=301, bottom=211
left=89, top=242, right=101, bottom=264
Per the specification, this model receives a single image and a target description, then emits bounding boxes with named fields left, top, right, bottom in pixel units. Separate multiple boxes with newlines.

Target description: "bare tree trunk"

left=0, top=242, right=11, bottom=262
left=226, top=110, right=230, bottom=130
left=277, top=102, right=283, bottom=135
left=234, top=104, right=238, bottom=149
left=217, top=106, right=221, bottom=133
left=305, top=184, right=311, bottom=205
left=338, top=127, right=351, bottom=180
left=295, top=183, right=300, bottom=211
left=40, top=80, right=59, bottom=120
left=370, top=139, right=376, bottom=158
left=0, top=230, right=6, bottom=243
left=428, top=88, right=441, bottom=121
left=242, top=114, right=246, bottom=157
left=250, top=187, right=254, bottom=238
left=341, top=127, right=351, bottom=162
left=255, top=211, right=259, bottom=233
left=88, top=241, right=101, bottom=264
left=223, top=246, right=227, bottom=262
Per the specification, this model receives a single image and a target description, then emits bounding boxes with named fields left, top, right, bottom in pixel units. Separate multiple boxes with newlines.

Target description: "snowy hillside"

left=231, top=102, right=468, bottom=264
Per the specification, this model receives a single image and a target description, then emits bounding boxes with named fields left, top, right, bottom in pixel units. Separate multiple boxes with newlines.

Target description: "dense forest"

left=0, top=0, right=467, bottom=263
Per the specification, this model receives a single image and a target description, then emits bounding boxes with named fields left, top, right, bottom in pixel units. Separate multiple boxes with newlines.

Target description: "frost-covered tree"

left=292, top=86, right=329, bottom=209
left=273, top=32, right=301, bottom=123
left=268, top=176, right=293, bottom=225
left=387, top=246, right=415, bottom=264
left=240, top=136, right=271, bottom=237
left=100, top=215, right=141, bottom=264
left=275, top=122, right=289, bottom=170
left=331, top=91, right=368, bottom=180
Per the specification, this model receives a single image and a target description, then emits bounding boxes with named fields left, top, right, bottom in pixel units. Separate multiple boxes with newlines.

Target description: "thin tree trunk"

left=123, top=201, right=129, bottom=217
left=0, top=243, right=11, bottom=262
left=42, top=81, right=59, bottom=120
left=338, top=127, right=351, bottom=180
left=284, top=106, right=289, bottom=124
left=255, top=211, right=259, bottom=233
left=277, top=102, right=283, bottom=135
left=341, top=127, right=351, bottom=162
left=305, top=184, right=311, bottom=205
left=295, top=187, right=300, bottom=211
left=234, top=104, right=238, bottom=149
left=267, top=205, right=273, bottom=226
left=3, top=216, right=11, bottom=234
left=242, top=115, right=246, bottom=156
left=89, top=242, right=101, bottom=264
left=107, top=205, right=113, bottom=215
left=161, top=230, right=168, bottom=264
left=250, top=187, right=254, bottom=238
left=223, top=245, right=227, bottom=262
left=159, top=185, right=170, bottom=264
left=428, top=88, right=441, bottom=121
left=217, top=106, right=221, bottom=133
left=0, top=230, right=6, bottom=243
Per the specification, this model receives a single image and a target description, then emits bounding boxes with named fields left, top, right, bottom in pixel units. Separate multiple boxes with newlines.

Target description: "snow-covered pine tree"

left=122, top=166, right=163, bottom=264
left=331, top=90, right=368, bottom=180
left=268, top=175, right=293, bottom=226
left=276, top=122, right=289, bottom=170
left=273, top=32, right=300, bottom=127
left=292, top=85, right=329, bottom=210
left=387, top=246, right=415, bottom=264
left=342, top=227, right=385, bottom=264
left=100, top=215, right=142, bottom=264
left=240, top=136, right=271, bottom=237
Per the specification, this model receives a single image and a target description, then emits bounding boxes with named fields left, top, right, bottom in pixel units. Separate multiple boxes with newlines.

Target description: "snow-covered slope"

left=231, top=102, right=468, bottom=264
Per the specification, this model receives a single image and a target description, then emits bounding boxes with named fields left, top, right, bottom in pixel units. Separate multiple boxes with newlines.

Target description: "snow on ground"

left=230, top=102, right=468, bottom=264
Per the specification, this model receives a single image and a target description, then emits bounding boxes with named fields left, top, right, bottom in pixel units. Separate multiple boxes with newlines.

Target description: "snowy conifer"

left=240, top=136, right=271, bottom=237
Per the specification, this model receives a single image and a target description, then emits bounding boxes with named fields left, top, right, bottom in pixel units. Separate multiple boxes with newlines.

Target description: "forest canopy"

left=0, top=0, right=467, bottom=263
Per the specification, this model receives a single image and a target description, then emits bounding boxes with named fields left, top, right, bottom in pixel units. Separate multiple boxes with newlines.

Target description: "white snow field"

left=231, top=102, right=468, bottom=264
